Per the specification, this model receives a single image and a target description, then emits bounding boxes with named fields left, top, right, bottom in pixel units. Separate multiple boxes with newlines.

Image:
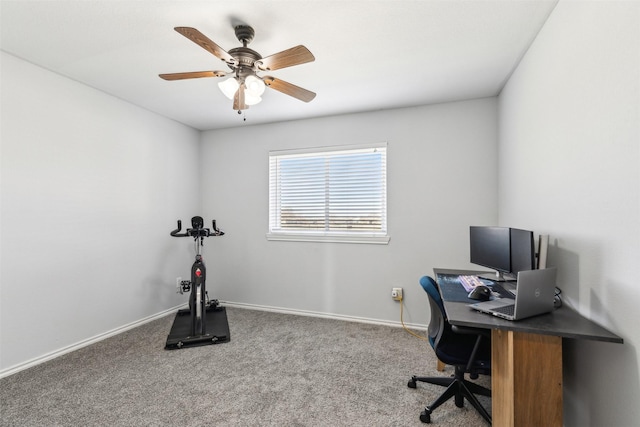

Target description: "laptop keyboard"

left=493, top=304, right=515, bottom=316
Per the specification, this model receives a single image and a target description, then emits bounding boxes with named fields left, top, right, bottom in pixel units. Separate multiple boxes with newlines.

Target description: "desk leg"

left=491, top=330, right=563, bottom=427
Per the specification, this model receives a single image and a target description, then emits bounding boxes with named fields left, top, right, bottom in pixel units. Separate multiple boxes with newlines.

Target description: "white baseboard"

left=0, top=304, right=184, bottom=379
left=220, top=300, right=428, bottom=331
left=0, top=302, right=426, bottom=379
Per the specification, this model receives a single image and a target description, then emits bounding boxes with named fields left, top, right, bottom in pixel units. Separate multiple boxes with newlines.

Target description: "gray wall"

left=498, top=1, right=639, bottom=425
left=199, top=99, right=498, bottom=326
left=0, top=52, right=201, bottom=372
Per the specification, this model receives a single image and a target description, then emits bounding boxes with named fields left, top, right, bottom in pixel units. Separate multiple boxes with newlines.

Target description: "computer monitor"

left=510, top=228, right=535, bottom=275
left=470, top=226, right=511, bottom=280
left=469, top=226, right=535, bottom=281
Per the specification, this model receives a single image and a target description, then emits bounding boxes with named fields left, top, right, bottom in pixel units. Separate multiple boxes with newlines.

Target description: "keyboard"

left=458, top=275, right=486, bottom=292
left=493, top=304, right=515, bottom=316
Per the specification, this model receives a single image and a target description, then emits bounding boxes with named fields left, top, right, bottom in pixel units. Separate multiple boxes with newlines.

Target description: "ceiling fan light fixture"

left=245, top=75, right=266, bottom=97
left=218, top=77, right=239, bottom=99
left=244, top=92, right=262, bottom=106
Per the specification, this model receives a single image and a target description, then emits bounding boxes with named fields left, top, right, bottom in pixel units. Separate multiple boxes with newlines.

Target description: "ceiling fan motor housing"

left=228, top=46, right=262, bottom=71
left=229, top=25, right=262, bottom=77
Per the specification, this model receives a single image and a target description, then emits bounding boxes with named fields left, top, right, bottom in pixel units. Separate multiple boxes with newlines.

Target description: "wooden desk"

left=434, top=269, right=623, bottom=427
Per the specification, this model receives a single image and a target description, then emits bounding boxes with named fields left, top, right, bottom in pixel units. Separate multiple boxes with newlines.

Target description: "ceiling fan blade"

left=256, top=45, right=315, bottom=71
left=263, top=76, right=316, bottom=102
left=159, top=71, right=227, bottom=80
left=174, top=27, right=237, bottom=66
left=233, top=83, right=247, bottom=111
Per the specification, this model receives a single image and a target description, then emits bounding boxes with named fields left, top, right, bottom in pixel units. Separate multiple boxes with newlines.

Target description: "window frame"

left=267, top=142, right=390, bottom=245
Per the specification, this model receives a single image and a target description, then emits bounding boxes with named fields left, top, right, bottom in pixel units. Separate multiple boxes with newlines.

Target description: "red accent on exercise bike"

left=196, top=268, right=202, bottom=277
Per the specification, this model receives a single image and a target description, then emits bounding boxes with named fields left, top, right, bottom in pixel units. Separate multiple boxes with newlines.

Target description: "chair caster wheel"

left=407, top=379, right=417, bottom=389
left=419, top=409, right=432, bottom=423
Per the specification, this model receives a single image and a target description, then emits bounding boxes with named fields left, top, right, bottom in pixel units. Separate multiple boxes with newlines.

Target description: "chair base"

left=408, top=366, right=491, bottom=425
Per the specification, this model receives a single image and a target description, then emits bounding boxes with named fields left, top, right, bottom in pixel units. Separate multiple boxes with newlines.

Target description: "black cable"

left=554, top=287, right=563, bottom=308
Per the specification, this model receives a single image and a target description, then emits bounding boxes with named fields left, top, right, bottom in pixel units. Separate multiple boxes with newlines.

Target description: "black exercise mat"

left=165, top=306, right=230, bottom=349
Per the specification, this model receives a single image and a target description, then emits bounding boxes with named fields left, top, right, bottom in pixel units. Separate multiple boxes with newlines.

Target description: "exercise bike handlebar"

left=170, top=218, right=225, bottom=238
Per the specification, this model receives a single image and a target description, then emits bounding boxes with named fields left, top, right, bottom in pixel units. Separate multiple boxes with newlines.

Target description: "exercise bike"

left=165, top=216, right=230, bottom=350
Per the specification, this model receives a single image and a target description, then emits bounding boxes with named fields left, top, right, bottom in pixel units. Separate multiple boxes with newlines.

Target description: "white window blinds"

left=268, top=144, right=388, bottom=244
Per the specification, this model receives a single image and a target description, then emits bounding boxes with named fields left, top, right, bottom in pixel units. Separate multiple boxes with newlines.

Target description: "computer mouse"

left=468, top=285, right=492, bottom=301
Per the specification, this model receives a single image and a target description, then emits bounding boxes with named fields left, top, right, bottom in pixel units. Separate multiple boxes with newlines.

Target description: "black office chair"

left=408, top=276, right=492, bottom=424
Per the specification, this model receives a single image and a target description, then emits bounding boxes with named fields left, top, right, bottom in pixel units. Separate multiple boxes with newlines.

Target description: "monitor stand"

left=477, top=271, right=515, bottom=282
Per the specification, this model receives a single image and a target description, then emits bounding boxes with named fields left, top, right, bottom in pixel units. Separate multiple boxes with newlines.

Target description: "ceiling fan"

left=159, top=25, right=316, bottom=113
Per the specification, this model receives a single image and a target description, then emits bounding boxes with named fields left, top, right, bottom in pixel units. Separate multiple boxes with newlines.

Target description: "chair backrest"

left=419, top=275, right=492, bottom=372
left=419, top=276, right=450, bottom=350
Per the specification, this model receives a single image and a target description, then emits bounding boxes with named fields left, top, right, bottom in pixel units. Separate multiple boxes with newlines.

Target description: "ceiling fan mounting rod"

left=229, top=25, right=261, bottom=74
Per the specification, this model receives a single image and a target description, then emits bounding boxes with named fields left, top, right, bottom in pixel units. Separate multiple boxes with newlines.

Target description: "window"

left=268, top=143, right=389, bottom=244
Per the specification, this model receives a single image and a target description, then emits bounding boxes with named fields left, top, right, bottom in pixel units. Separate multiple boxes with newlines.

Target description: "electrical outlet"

left=391, top=287, right=403, bottom=301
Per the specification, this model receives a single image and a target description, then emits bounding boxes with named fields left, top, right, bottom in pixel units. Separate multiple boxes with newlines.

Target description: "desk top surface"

left=434, top=268, right=623, bottom=344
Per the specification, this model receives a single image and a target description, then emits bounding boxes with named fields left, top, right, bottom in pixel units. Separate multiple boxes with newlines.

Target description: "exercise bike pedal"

left=207, top=299, right=223, bottom=312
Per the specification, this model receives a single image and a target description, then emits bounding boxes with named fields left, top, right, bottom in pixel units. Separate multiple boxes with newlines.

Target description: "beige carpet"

left=0, top=307, right=490, bottom=426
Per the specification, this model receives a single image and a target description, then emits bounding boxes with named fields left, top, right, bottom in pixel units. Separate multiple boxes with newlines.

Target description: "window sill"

left=266, top=233, right=390, bottom=245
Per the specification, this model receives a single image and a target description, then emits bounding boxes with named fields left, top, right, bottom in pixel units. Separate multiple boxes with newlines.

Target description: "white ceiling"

left=1, top=0, right=558, bottom=131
